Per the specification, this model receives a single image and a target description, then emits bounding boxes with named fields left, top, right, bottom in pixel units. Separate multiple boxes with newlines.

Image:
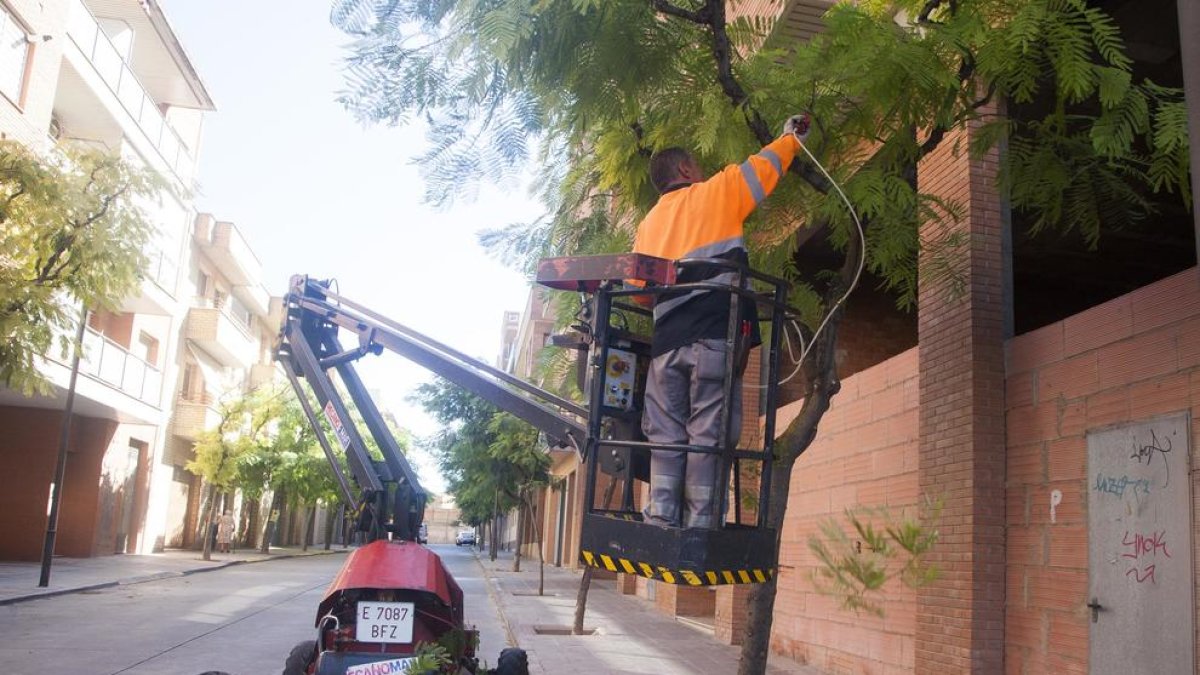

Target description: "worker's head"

left=650, top=148, right=703, bottom=194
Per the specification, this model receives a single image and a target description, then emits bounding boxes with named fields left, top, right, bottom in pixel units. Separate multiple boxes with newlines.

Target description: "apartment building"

left=160, top=213, right=278, bottom=549
left=0, top=0, right=217, bottom=559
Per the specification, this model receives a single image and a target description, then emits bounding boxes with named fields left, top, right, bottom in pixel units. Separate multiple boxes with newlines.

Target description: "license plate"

left=355, top=601, right=415, bottom=643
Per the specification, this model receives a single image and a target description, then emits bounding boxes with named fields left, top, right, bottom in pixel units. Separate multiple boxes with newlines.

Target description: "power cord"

left=765, top=130, right=867, bottom=387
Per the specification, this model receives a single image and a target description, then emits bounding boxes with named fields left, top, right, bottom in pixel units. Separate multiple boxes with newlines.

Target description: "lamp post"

left=39, top=304, right=88, bottom=587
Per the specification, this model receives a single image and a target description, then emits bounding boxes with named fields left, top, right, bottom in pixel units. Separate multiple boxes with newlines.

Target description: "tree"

left=0, top=141, right=164, bottom=394
left=487, top=412, right=553, bottom=591
left=414, top=379, right=552, bottom=590
left=335, top=1, right=1189, bottom=671
left=187, top=385, right=285, bottom=560
left=276, top=444, right=345, bottom=551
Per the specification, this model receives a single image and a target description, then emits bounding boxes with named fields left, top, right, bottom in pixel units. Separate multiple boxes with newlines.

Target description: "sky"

left=163, top=0, right=542, bottom=492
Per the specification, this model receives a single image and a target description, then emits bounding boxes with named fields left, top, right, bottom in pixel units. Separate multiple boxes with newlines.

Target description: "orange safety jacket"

left=633, top=134, right=800, bottom=357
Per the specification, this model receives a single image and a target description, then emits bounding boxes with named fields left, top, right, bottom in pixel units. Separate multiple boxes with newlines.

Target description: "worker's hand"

left=783, top=114, right=811, bottom=142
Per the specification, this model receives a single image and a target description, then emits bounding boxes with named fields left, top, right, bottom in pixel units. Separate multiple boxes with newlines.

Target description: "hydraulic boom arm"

left=276, top=275, right=587, bottom=543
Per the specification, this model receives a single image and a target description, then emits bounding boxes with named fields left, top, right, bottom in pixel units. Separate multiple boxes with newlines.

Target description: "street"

left=0, top=545, right=506, bottom=675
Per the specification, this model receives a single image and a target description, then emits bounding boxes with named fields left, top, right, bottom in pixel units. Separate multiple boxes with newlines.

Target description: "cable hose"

left=758, top=131, right=866, bottom=388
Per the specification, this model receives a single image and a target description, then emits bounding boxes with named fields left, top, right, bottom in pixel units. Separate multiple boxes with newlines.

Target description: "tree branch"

left=650, top=0, right=707, bottom=23
left=917, top=0, right=945, bottom=24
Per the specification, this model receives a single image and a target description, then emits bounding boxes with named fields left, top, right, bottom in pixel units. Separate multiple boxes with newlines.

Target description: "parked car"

left=455, top=529, right=476, bottom=546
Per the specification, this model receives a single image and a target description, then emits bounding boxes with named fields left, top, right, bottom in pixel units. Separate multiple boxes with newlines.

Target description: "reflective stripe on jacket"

left=633, top=134, right=799, bottom=356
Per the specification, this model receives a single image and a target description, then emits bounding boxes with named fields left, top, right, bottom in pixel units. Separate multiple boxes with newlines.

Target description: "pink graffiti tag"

left=1120, top=530, right=1169, bottom=584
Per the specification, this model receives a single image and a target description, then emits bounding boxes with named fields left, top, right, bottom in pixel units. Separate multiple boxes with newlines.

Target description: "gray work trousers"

left=642, top=339, right=742, bottom=528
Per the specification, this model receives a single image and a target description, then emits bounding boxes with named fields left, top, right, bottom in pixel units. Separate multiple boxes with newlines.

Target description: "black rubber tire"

left=492, top=648, right=529, bottom=675
left=282, top=640, right=317, bottom=675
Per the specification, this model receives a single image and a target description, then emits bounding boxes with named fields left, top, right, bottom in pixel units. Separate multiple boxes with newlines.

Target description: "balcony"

left=79, top=327, right=163, bottom=407
left=186, top=300, right=258, bottom=368
left=249, top=363, right=279, bottom=390
left=172, top=395, right=221, bottom=440
left=233, top=283, right=271, bottom=319
left=62, top=0, right=196, bottom=185
left=194, top=215, right=263, bottom=287
left=119, top=247, right=178, bottom=315
left=267, top=296, right=286, bottom=331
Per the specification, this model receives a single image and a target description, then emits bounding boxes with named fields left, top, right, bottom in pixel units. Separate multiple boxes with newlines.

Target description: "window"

left=136, top=331, right=159, bottom=366
left=194, top=271, right=210, bottom=299
left=0, top=6, right=30, bottom=106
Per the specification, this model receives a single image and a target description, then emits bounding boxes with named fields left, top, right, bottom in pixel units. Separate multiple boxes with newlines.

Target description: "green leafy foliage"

left=336, top=0, right=1187, bottom=319
left=0, top=141, right=165, bottom=394
left=808, top=499, right=941, bottom=617
left=412, top=378, right=549, bottom=526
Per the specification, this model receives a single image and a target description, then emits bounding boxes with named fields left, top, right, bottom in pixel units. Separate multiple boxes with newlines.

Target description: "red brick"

left=1046, top=524, right=1088, bottom=568
left=1007, top=527, right=1044, bottom=565
left=1047, top=437, right=1087, bottom=482
left=1129, top=268, right=1200, bottom=333
left=1178, top=316, right=1200, bottom=369
left=1129, top=372, right=1191, bottom=419
left=1010, top=322, right=1065, bottom=374
left=1027, top=569, right=1087, bottom=612
left=1047, top=612, right=1088, bottom=670
left=1005, top=607, right=1045, bottom=650
left=1007, top=370, right=1037, bottom=409
left=1095, top=328, right=1179, bottom=390
left=1007, top=442, right=1045, bottom=486
left=1063, top=294, right=1133, bottom=356
left=1037, top=352, right=1099, bottom=401
left=1086, top=387, right=1130, bottom=428
left=1007, top=403, right=1058, bottom=446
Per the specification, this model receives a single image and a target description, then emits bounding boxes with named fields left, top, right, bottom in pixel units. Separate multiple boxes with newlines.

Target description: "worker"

left=634, top=115, right=810, bottom=528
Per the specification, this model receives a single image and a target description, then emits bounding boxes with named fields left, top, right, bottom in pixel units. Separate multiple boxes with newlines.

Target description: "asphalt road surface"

left=0, top=544, right=506, bottom=675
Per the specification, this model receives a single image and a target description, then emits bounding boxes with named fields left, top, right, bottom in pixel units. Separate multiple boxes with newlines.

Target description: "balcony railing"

left=65, top=0, right=195, bottom=185
left=80, top=327, right=163, bottom=406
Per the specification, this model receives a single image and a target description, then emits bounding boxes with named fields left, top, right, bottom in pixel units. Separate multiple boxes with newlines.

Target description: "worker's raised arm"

left=702, top=132, right=802, bottom=221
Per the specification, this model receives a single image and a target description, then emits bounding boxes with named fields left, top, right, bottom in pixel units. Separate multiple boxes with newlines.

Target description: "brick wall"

left=770, top=347, right=920, bottom=672
left=0, top=407, right=117, bottom=559
left=1004, top=267, right=1200, bottom=673
left=914, top=121, right=1008, bottom=673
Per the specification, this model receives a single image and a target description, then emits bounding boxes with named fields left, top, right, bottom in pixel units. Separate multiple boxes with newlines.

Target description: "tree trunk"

left=489, top=514, right=499, bottom=562
left=736, top=463, right=798, bottom=675
left=260, top=490, right=283, bottom=554
left=736, top=299, right=846, bottom=675
left=242, top=498, right=260, bottom=549
left=574, top=476, right=619, bottom=632
left=512, top=492, right=524, bottom=572
left=324, top=503, right=336, bottom=551
left=302, top=505, right=314, bottom=552
left=573, top=567, right=594, bottom=635
left=526, top=496, right=545, bottom=596
left=199, top=484, right=217, bottom=561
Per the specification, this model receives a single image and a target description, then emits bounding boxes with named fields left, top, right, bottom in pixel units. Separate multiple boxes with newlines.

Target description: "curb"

left=0, top=548, right=346, bottom=607
left=471, top=549, right=520, bottom=649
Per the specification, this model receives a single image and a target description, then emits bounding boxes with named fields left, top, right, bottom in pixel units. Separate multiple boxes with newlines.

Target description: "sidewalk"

left=0, top=545, right=347, bottom=605
left=475, top=549, right=822, bottom=675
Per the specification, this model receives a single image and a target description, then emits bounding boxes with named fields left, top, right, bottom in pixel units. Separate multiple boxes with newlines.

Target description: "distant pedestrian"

left=216, top=510, right=236, bottom=553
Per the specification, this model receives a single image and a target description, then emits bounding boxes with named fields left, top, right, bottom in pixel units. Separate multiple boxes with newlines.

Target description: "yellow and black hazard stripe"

left=580, top=550, right=774, bottom=586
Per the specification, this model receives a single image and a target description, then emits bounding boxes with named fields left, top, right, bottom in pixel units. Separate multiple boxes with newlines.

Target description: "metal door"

left=1088, top=412, right=1193, bottom=674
